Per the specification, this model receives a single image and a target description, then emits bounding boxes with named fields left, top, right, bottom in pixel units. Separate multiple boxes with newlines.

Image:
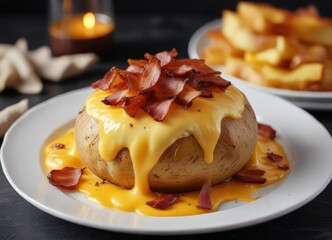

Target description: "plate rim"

left=1, top=86, right=332, bottom=235
left=187, top=18, right=332, bottom=109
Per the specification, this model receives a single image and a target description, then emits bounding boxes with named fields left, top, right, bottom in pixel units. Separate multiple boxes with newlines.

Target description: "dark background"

left=1, top=1, right=332, bottom=240
left=1, top=0, right=332, bottom=60
left=0, top=0, right=332, bottom=16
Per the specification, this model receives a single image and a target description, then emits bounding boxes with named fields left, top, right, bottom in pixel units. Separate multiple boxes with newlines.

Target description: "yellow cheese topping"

left=85, top=85, right=244, bottom=197
left=43, top=85, right=289, bottom=216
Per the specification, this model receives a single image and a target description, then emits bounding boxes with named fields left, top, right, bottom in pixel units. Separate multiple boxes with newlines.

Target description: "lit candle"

left=49, top=11, right=115, bottom=56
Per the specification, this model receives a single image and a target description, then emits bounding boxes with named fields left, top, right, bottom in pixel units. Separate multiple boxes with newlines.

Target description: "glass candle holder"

left=48, top=0, right=115, bottom=56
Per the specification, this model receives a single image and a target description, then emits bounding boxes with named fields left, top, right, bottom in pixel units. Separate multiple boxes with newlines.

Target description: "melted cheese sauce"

left=43, top=129, right=289, bottom=216
left=43, top=85, right=289, bottom=216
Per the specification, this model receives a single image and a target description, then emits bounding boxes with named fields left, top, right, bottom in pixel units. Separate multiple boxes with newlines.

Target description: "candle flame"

left=83, top=12, right=95, bottom=30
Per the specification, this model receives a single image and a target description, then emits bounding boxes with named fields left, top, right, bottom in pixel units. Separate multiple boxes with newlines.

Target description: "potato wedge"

left=319, top=60, right=332, bottom=91
left=224, top=57, right=267, bottom=86
left=290, top=45, right=328, bottom=69
left=291, top=15, right=332, bottom=45
left=203, top=2, right=332, bottom=91
left=245, top=36, right=300, bottom=66
left=225, top=57, right=324, bottom=90
left=204, top=30, right=243, bottom=65
left=207, top=30, right=243, bottom=56
left=237, top=1, right=291, bottom=34
left=222, top=10, right=276, bottom=52
left=259, top=63, right=323, bottom=90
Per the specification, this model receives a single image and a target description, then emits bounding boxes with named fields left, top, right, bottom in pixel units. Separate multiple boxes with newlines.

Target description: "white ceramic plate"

left=188, top=19, right=332, bottom=110
left=1, top=87, right=332, bottom=235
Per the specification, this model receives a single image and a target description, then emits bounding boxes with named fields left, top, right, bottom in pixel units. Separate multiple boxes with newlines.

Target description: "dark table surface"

left=1, top=14, right=332, bottom=240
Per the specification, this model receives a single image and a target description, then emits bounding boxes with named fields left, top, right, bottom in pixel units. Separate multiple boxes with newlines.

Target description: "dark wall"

left=0, top=0, right=332, bottom=17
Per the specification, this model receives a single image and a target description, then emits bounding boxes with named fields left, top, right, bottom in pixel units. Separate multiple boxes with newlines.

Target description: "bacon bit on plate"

left=197, top=181, right=213, bottom=210
left=146, top=194, right=179, bottom=209
left=234, top=169, right=267, bottom=184
left=92, top=49, right=231, bottom=121
left=258, top=123, right=277, bottom=139
left=265, top=152, right=283, bottom=162
left=51, top=143, right=66, bottom=149
left=277, top=164, right=290, bottom=170
left=47, top=167, right=84, bottom=190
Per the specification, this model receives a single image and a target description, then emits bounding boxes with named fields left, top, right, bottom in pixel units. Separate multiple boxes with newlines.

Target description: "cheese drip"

left=43, top=128, right=289, bottom=216
left=84, top=85, right=244, bottom=200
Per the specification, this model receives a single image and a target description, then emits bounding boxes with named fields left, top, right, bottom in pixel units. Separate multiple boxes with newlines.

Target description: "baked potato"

left=74, top=98, right=257, bottom=193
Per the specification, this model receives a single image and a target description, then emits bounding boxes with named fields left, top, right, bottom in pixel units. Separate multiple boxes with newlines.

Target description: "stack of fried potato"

left=204, top=2, right=332, bottom=91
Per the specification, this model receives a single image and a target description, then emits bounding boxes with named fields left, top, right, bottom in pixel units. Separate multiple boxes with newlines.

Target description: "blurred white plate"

left=188, top=19, right=332, bottom=110
left=1, top=87, right=332, bottom=235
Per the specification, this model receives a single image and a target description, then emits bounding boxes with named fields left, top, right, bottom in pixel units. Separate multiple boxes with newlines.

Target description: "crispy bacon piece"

left=197, top=181, right=213, bottom=210
left=51, top=143, right=66, bottom=149
left=167, top=64, right=193, bottom=77
left=153, top=74, right=185, bottom=98
left=277, top=164, right=290, bottom=170
left=123, top=94, right=149, bottom=117
left=146, top=194, right=178, bottom=209
left=167, top=59, right=214, bottom=74
left=118, top=71, right=139, bottom=90
left=263, top=152, right=289, bottom=170
left=176, top=84, right=201, bottom=107
left=91, top=67, right=119, bottom=90
left=139, top=57, right=161, bottom=90
left=265, top=152, right=283, bottom=162
left=234, top=169, right=266, bottom=184
left=191, top=74, right=231, bottom=91
left=127, top=59, right=148, bottom=74
left=154, top=48, right=178, bottom=66
left=47, top=167, right=84, bottom=190
left=258, top=123, right=276, bottom=139
left=143, top=98, right=174, bottom=121
left=92, top=49, right=231, bottom=121
left=102, top=89, right=129, bottom=106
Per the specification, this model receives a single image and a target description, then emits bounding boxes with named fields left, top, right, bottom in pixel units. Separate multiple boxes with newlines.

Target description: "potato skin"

left=75, top=99, right=257, bottom=192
